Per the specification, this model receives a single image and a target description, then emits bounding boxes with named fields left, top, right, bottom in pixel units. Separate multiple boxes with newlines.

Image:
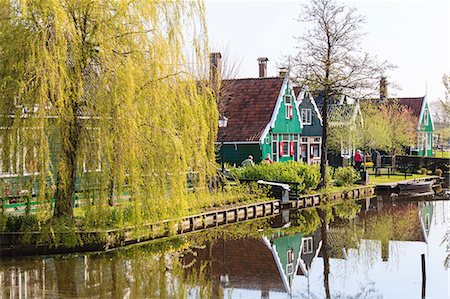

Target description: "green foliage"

left=358, top=101, right=416, bottom=154
left=419, top=168, right=428, bottom=175
left=231, top=161, right=321, bottom=192
left=334, top=166, right=358, bottom=186
left=0, top=0, right=216, bottom=221
left=333, top=200, right=361, bottom=220
left=292, top=208, right=321, bottom=235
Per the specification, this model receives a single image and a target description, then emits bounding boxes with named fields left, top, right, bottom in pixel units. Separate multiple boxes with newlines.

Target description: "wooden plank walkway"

left=1, top=185, right=377, bottom=256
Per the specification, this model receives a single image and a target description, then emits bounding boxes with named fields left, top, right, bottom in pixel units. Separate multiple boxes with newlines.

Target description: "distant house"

left=397, top=97, right=434, bottom=156
left=378, top=78, right=434, bottom=157
left=215, top=56, right=303, bottom=165
left=295, top=90, right=363, bottom=165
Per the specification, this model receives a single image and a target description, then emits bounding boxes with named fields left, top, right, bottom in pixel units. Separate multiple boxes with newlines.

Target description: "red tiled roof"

left=218, top=77, right=285, bottom=142
left=394, top=97, right=424, bottom=118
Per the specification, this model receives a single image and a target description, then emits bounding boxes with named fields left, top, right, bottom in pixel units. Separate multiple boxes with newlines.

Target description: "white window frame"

left=427, top=132, right=432, bottom=150
left=301, top=109, right=312, bottom=125
left=286, top=248, right=294, bottom=275
left=302, top=237, right=313, bottom=254
left=281, top=134, right=290, bottom=157
left=272, top=134, right=279, bottom=162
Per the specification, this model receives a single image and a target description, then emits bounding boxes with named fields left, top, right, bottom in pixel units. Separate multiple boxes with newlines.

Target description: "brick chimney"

left=380, top=76, right=388, bottom=100
left=209, top=52, right=222, bottom=91
left=257, top=57, right=269, bottom=78
left=279, top=68, right=288, bottom=78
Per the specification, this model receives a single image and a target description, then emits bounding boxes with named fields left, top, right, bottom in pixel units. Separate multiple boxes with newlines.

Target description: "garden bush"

left=334, top=166, right=358, bottom=186
left=231, top=161, right=321, bottom=192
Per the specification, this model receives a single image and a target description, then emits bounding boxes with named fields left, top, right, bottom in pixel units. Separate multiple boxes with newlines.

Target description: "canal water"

left=1, top=197, right=449, bottom=298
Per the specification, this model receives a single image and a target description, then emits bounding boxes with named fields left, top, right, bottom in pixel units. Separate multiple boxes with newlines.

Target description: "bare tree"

left=288, top=0, right=392, bottom=188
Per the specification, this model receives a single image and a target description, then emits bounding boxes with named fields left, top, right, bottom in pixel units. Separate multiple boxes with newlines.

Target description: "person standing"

left=262, top=154, right=273, bottom=164
left=371, top=150, right=380, bottom=172
left=241, top=155, right=255, bottom=167
left=354, top=150, right=363, bottom=171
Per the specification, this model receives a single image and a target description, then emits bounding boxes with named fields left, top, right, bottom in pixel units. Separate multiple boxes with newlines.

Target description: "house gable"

left=297, top=91, right=323, bottom=137
left=260, top=78, right=303, bottom=140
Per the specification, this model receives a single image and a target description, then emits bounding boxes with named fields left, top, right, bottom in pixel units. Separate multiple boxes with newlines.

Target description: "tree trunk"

left=319, top=208, right=331, bottom=299
left=319, top=89, right=329, bottom=189
left=54, top=112, right=81, bottom=218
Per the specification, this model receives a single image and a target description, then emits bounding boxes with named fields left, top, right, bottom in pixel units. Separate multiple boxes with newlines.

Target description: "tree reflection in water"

left=1, top=198, right=447, bottom=298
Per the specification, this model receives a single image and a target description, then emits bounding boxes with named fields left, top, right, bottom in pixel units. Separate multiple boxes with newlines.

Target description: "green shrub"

left=334, top=166, right=358, bottom=186
left=230, top=161, right=321, bottom=192
left=419, top=168, right=428, bottom=175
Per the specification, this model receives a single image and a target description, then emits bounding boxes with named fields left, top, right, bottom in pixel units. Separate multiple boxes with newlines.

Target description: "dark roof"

left=370, top=96, right=425, bottom=124
left=395, top=97, right=424, bottom=118
left=218, top=77, right=285, bottom=142
left=182, top=238, right=287, bottom=292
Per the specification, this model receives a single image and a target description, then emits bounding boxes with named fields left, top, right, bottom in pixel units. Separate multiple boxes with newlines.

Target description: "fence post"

left=25, top=197, right=31, bottom=215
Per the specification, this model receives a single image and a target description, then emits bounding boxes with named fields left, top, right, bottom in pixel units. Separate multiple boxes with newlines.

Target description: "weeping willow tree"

left=0, top=0, right=217, bottom=221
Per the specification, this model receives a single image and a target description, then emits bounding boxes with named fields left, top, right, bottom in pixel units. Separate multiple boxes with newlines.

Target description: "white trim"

left=309, top=93, right=323, bottom=126
left=418, top=95, right=434, bottom=131
left=418, top=209, right=429, bottom=244
left=259, top=78, right=303, bottom=144
left=262, top=237, right=292, bottom=294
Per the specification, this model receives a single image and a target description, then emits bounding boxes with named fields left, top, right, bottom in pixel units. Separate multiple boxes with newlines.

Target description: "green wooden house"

left=397, top=97, right=434, bottom=157
left=217, top=74, right=304, bottom=165
left=295, top=90, right=323, bottom=165
left=378, top=78, right=434, bottom=157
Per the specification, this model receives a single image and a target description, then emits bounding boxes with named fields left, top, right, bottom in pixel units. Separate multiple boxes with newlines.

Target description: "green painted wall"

left=271, top=233, right=302, bottom=287
left=261, top=83, right=303, bottom=161
left=221, top=143, right=261, bottom=166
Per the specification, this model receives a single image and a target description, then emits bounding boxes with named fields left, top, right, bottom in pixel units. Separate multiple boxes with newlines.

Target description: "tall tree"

left=289, top=0, right=391, bottom=188
left=355, top=101, right=416, bottom=154
left=0, top=1, right=216, bottom=219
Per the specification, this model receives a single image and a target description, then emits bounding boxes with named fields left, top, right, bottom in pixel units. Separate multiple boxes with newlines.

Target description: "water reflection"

left=1, top=198, right=448, bottom=298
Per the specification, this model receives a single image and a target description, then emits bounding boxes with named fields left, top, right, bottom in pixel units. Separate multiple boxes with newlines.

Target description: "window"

left=286, top=248, right=294, bottom=275
left=280, top=134, right=290, bottom=156
left=284, top=95, right=292, bottom=105
left=312, top=144, right=320, bottom=157
left=427, top=132, right=432, bottom=150
left=272, top=134, right=278, bottom=162
left=423, top=109, right=429, bottom=125
left=302, top=237, right=313, bottom=254
left=301, top=109, right=312, bottom=125
left=285, top=105, right=293, bottom=119
left=301, top=137, right=308, bottom=143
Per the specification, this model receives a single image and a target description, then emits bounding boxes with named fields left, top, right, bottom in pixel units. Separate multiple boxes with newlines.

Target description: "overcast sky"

left=205, top=0, right=450, bottom=103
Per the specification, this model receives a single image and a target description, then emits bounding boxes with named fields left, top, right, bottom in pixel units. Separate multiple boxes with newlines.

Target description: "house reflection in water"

left=183, top=226, right=325, bottom=298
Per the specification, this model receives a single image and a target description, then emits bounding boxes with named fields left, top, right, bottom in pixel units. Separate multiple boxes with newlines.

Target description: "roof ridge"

left=222, top=76, right=284, bottom=82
